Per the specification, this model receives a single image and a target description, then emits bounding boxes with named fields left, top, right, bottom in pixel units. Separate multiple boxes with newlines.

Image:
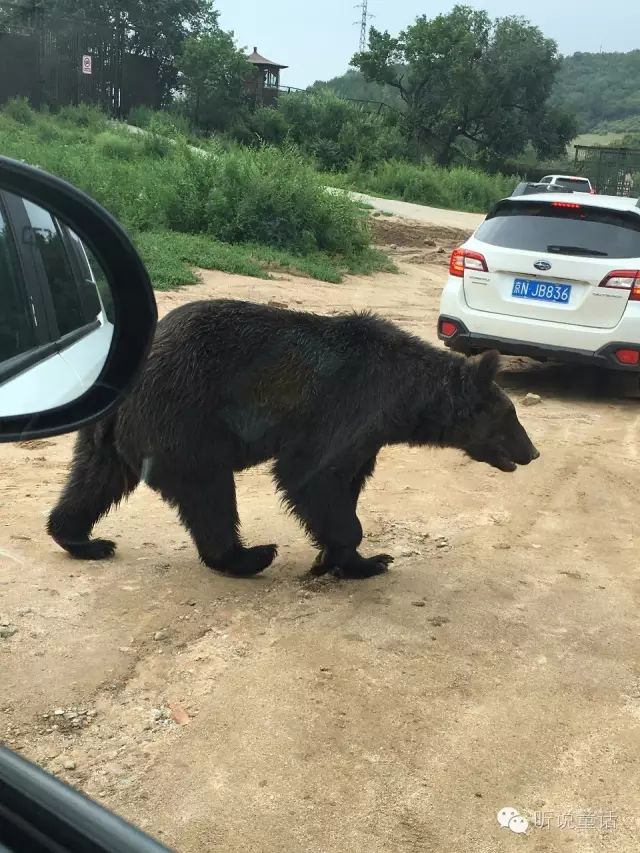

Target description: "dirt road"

left=2, top=217, right=639, bottom=852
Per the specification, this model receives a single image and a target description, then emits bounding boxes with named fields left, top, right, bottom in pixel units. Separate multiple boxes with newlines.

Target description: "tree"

left=310, top=69, right=404, bottom=111
left=352, top=5, right=576, bottom=166
left=265, top=90, right=404, bottom=170
left=177, top=29, right=250, bottom=131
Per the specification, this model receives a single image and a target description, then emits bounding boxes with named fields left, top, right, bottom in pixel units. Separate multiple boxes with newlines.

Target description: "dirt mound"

left=372, top=216, right=472, bottom=251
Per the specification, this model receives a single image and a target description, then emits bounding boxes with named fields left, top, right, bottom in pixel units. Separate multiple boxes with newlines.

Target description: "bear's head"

left=455, top=350, right=539, bottom=473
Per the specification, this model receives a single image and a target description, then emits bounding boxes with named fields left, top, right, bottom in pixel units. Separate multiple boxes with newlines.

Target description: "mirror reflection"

left=0, top=190, right=114, bottom=417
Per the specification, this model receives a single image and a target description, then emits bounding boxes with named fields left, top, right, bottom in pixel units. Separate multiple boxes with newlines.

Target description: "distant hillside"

left=314, top=50, right=640, bottom=134
left=553, top=50, right=640, bottom=132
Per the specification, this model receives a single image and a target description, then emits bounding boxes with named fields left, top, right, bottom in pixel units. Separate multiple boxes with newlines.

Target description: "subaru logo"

left=534, top=261, right=552, bottom=271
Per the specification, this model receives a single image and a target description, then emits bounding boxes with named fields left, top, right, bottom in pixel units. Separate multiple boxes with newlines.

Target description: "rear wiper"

left=547, top=245, right=609, bottom=257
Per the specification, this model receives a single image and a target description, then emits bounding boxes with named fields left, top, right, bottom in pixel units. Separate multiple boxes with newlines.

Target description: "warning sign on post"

left=82, top=55, right=92, bottom=75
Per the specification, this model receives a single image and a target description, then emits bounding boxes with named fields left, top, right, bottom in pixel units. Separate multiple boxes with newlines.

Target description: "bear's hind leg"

left=48, top=429, right=139, bottom=559
left=275, top=462, right=392, bottom=579
left=148, top=459, right=277, bottom=577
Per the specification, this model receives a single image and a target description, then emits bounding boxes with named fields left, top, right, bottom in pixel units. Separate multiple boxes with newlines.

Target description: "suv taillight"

left=449, top=248, right=488, bottom=278
left=599, top=270, right=640, bottom=301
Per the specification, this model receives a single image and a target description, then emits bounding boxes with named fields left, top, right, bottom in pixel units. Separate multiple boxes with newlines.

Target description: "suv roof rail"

left=511, top=181, right=575, bottom=197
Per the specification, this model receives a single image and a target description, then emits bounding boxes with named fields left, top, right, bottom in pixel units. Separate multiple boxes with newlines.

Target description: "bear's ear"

left=470, top=349, right=500, bottom=388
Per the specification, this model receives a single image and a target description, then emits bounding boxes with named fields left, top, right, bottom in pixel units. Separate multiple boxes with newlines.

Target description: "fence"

left=0, top=12, right=159, bottom=115
left=574, top=145, right=640, bottom=196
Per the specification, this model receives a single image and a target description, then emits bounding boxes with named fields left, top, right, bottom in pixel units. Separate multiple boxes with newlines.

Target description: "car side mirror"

left=0, top=156, right=157, bottom=442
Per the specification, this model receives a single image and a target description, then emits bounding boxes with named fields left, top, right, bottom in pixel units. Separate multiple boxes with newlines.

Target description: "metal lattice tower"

left=354, top=0, right=372, bottom=52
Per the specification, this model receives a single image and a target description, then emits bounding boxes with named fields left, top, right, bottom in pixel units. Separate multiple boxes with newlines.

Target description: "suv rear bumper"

left=438, top=316, right=640, bottom=372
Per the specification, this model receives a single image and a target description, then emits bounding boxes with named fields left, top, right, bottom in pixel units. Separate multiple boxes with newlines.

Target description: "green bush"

left=33, top=117, right=63, bottom=144
left=127, top=106, right=157, bottom=130
left=344, top=158, right=516, bottom=212
left=56, top=103, right=107, bottom=130
left=2, top=97, right=35, bottom=124
left=231, top=106, right=289, bottom=147
left=139, top=132, right=172, bottom=159
left=235, top=90, right=405, bottom=171
left=128, top=105, right=193, bottom=139
left=95, top=131, right=143, bottom=160
left=165, top=142, right=370, bottom=254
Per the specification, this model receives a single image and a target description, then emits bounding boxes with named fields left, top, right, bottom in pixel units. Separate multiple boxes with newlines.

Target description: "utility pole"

left=354, top=0, right=373, bottom=52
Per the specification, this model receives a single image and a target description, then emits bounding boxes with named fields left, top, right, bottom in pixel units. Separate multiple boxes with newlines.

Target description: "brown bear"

left=48, top=300, right=539, bottom=578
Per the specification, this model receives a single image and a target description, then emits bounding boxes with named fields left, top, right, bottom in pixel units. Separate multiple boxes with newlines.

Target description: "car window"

left=66, top=228, right=115, bottom=324
left=476, top=201, right=640, bottom=258
left=555, top=178, right=591, bottom=191
left=0, top=203, right=37, bottom=364
left=539, top=177, right=551, bottom=184
left=22, top=199, right=90, bottom=338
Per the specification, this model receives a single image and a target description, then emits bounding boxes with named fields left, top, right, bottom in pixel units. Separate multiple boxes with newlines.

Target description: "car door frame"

left=0, top=189, right=114, bottom=387
left=0, top=190, right=61, bottom=386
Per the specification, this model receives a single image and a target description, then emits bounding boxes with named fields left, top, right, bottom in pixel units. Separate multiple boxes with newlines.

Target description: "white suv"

left=438, top=191, right=640, bottom=391
left=540, top=174, right=594, bottom=194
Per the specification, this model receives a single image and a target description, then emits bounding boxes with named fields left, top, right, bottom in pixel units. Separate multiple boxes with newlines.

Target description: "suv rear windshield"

left=555, top=178, right=591, bottom=191
left=475, top=201, right=640, bottom=259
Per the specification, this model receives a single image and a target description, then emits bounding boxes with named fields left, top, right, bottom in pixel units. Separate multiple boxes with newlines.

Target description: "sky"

left=216, top=0, right=639, bottom=88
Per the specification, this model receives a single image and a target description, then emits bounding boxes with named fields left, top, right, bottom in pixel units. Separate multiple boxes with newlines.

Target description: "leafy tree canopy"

left=351, top=5, right=576, bottom=165
left=177, top=28, right=250, bottom=131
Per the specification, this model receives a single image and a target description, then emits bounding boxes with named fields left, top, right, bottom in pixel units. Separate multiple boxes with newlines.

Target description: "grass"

left=572, top=132, right=625, bottom=149
left=135, top=232, right=393, bottom=289
left=0, top=99, right=386, bottom=288
left=333, top=159, right=517, bottom=213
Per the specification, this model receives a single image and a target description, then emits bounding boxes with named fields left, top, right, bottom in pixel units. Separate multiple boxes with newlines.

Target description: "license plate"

left=512, top=278, right=571, bottom=304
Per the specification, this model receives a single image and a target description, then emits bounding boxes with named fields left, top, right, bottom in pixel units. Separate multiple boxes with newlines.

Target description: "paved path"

left=347, top=189, right=487, bottom=229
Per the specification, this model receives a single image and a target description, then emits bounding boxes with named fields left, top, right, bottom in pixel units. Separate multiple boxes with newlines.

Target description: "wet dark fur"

left=48, top=299, right=539, bottom=578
